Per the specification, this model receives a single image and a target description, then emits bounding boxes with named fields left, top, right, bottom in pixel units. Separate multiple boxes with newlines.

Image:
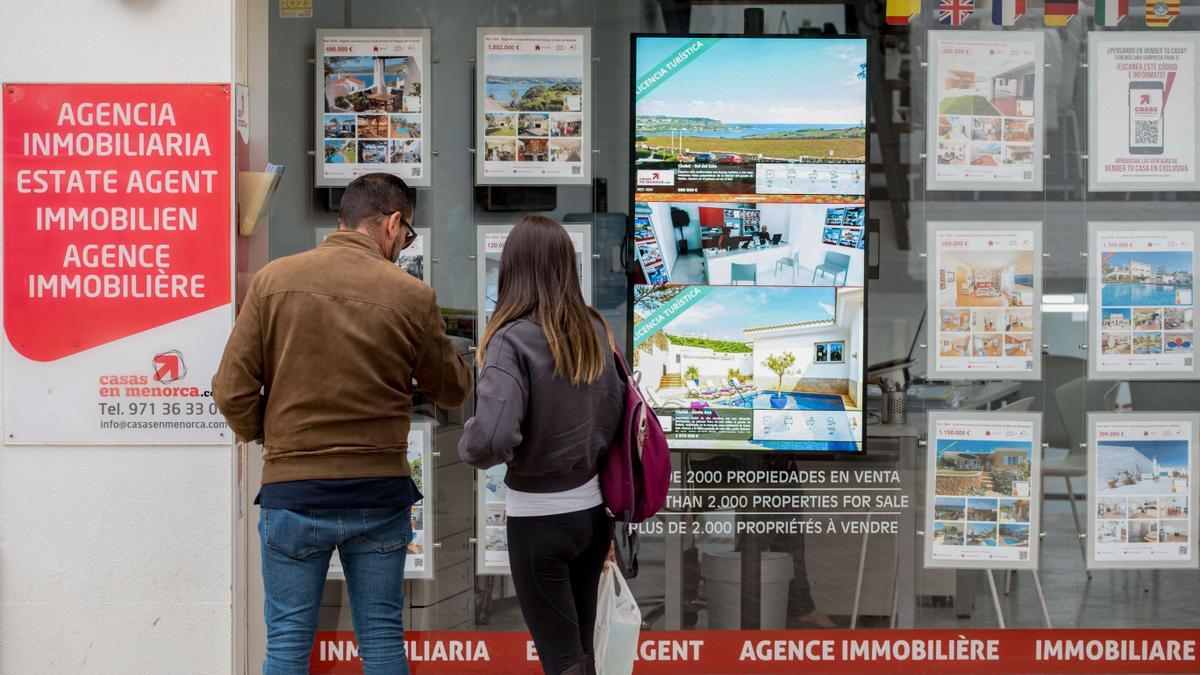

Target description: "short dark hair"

left=339, top=173, right=412, bottom=230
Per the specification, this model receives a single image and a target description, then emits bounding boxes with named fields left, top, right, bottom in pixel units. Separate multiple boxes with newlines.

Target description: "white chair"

left=998, top=395, right=1035, bottom=412
left=1046, top=377, right=1090, bottom=578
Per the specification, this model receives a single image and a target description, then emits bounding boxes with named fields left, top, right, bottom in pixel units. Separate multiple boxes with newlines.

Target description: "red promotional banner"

left=2, top=83, right=233, bottom=443
left=313, top=629, right=1200, bottom=674
left=3, top=83, right=231, bottom=362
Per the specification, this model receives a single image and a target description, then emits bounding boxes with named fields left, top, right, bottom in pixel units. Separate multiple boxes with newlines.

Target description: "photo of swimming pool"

left=1102, top=284, right=1189, bottom=307
left=723, top=391, right=845, bottom=410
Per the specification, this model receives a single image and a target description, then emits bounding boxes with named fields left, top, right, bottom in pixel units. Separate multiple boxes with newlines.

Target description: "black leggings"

left=507, top=504, right=610, bottom=675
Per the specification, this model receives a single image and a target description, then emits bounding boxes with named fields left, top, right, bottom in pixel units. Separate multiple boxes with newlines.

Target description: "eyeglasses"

left=381, top=209, right=417, bottom=248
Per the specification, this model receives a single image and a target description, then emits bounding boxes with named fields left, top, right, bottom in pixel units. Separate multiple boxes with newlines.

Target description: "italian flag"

left=1095, top=0, right=1128, bottom=26
left=1044, top=0, right=1077, bottom=25
left=886, top=0, right=920, bottom=25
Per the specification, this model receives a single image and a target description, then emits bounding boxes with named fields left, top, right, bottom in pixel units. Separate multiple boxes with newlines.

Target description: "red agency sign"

left=2, top=83, right=231, bottom=362
left=2, top=83, right=232, bottom=443
left=312, top=629, right=1200, bottom=674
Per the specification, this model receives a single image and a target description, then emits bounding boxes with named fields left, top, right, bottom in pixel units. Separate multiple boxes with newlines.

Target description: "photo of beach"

left=634, top=36, right=866, bottom=195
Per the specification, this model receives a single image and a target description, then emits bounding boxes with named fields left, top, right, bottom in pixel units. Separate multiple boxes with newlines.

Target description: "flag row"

left=887, top=0, right=1182, bottom=28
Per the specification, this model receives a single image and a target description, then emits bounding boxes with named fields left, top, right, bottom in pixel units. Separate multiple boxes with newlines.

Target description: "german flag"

left=1044, top=0, right=1077, bottom=25
left=886, top=0, right=921, bottom=25
left=1146, top=0, right=1181, bottom=27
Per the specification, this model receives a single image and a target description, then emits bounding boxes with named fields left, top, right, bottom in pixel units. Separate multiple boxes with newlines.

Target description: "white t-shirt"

left=505, top=475, right=603, bottom=517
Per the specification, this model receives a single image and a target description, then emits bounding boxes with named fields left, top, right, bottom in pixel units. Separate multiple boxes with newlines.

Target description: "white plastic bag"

left=594, top=560, right=641, bottom=675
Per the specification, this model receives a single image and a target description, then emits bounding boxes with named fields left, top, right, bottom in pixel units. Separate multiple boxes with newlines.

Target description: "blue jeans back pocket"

left=356, top=508, right=412, bottom=554
left=260, top=508, right=322, bottom=559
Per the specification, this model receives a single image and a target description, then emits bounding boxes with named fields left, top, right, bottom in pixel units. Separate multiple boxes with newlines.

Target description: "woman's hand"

left=606, top=540, right=617, bottom=563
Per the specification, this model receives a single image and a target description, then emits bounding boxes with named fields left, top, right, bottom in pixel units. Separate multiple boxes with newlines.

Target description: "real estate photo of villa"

left=633, top=285, right=863, bottom=451
left=324, top=55, right=422, bottom=114
left=1095, top=440, right=1191, bottom=496
left=935, top=438, right=1033, bottom=498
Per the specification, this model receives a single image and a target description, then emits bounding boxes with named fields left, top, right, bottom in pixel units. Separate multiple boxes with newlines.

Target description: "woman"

left=459, top=215, right=624, bottom=675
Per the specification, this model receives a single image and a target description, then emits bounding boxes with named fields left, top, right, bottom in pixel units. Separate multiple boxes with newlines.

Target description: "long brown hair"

left=478, top=215, right=611, bottom=386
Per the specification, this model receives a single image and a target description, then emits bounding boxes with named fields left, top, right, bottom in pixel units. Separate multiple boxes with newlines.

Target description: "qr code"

left=1135, top=119, right=1160, bottom=145
left=1023, top=171, right=1033, bottom=179
left=1186, top=357, right=1194, bottom=367
left=412, top=167, right=421, bottom=177
left=571, top=165, right=582, bottom=175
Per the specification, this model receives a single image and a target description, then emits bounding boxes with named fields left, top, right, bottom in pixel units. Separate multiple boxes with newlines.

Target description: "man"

left=213, top=173, right=471, bottom=674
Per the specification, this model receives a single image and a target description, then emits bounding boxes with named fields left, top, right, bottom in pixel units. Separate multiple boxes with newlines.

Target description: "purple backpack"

left=599, top=348, right=670, bottom=525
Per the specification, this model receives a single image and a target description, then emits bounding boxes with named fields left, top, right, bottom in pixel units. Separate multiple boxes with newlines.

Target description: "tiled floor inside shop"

left=480, top=498, right=1199, bottom=630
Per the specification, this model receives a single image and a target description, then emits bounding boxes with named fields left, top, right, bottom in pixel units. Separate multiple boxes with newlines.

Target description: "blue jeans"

left=259, top=507, right=412, bottom=675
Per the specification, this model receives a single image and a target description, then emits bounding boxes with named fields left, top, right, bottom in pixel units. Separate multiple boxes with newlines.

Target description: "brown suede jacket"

left=213, top=230, right=471, bottom=484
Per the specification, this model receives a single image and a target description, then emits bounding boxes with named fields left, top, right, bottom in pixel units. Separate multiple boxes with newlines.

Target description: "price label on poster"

left=314, top=29, right=431, bottom=188
left=1088, top=33, right=1200, bottom=192
left=926, top=32, right=1045, bottom=192
left=1087, top=222, right=1200, bottom=380
left=924, top=412, right=1042, bottom=570
left=1087, top=413, right=1199, bottom=570
left=475, top=28, right=591, bottom=185
left=2, top=83, right=233, bottom=444
left=927, top=222, right=1042, bottom=380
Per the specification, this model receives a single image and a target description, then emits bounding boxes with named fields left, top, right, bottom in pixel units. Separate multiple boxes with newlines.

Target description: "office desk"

left=702, top=243, right=792, bottom=285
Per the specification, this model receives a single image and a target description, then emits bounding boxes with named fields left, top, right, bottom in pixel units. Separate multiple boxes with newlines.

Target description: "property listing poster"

left=2, top=84, right=232, bottom=444
left=1088, top=413, right=1199, bottom=569
left=632, top=285, right=864, bottom=452
left=1088, top=33, right=1200, bottom=192
left=476, top=224, right=590, bottom=331
left=927, top=222, right=1042, bottom=380
left=927, top=32, right=1045, bottom=191
left=1088, top=223, right=1199, bottom=380
left=405, top=420, right=433, bottom=578
left=395, top=227, right=431, bottom=285
left=476, top=28, right=591, bottom=185
left=331, top=421, right=434, bottom=579
left=316, top=29, right=431, bottom=188
left=477, top=464, right=510, bottom=574
left=924, top=412, right=1041, bottom=569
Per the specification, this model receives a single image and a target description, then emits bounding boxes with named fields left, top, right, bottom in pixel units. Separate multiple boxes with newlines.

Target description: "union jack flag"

left=938, top=0, right=975, bottom=26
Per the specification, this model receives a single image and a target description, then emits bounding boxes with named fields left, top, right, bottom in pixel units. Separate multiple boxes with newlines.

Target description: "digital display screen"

left=631, top=35, right=867, bottom=454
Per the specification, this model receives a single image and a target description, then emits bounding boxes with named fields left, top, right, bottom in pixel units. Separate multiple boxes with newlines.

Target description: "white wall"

left=753, top=329, right=850, bottom=390
left=646, top=202, right=680, bottom=278
left=0, top=1, right=235, bottom=673
left=785, top=205, right=865, bottom=285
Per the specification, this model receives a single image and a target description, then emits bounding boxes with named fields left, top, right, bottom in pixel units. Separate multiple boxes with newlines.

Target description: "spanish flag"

left=1095, top=0, right=1128, bottom=26
left=1146, top=0, right=1181, bottom=27
left=1044, top=0, right=1077, bottom=25
left=886, top=0, right=921, bottom=25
